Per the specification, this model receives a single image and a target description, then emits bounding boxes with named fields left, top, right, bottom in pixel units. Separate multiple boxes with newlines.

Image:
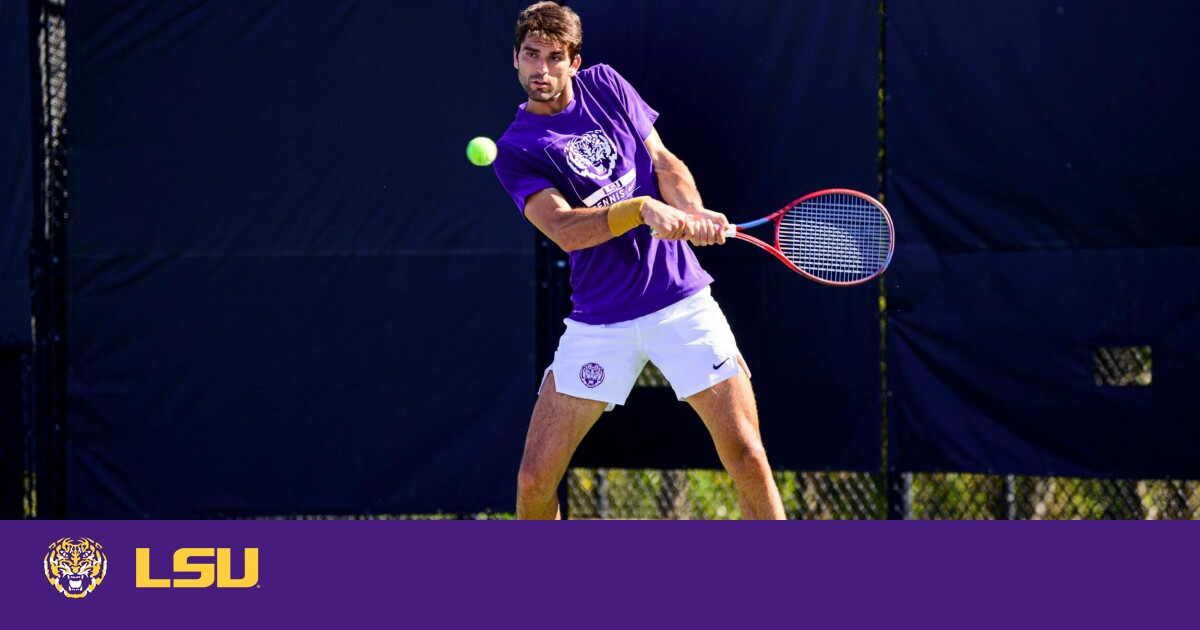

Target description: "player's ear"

left=570, top=54, right=581, bottom=74
left=513, top=48, right=519, bottom=69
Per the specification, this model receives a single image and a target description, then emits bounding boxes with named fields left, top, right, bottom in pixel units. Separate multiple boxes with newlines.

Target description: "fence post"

left=28, top=0, right=70, bottom=520
left=887, top=471, right=910, bottom=520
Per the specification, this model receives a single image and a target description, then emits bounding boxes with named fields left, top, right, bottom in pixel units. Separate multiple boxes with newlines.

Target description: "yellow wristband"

left=607, top=196, right=648, bottom=236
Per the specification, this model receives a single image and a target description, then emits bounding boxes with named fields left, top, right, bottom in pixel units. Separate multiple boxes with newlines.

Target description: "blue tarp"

left=2, top=0, right=33, bottom=345
left=886, top=1, right=1200, bottom=478
left=53, top=0, right=1200, bottom=517
left=66, top=1, right=536, bottom=516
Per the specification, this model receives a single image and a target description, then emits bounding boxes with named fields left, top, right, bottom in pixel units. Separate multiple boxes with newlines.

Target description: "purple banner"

left=1, top=520, right=1194, bottom=627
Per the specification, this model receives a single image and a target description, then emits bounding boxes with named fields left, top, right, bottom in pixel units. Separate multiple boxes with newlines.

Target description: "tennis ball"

left=466, top=136, right=497, bottom=166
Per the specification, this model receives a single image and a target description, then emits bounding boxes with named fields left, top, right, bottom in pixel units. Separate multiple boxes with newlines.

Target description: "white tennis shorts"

left=540, top=286, right=749, bottom=409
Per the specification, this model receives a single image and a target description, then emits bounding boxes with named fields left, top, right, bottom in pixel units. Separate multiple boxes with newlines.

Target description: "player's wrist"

left=607, top=196, right=650, bottom=236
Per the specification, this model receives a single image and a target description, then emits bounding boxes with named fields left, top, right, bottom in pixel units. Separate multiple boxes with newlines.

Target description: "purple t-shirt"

left=493, top=64, right=712, bottom=325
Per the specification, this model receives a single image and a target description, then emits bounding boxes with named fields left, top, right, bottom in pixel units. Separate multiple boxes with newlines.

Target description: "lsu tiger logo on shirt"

left=44, top=537, right=107, bottom=599
left=565, top=130, right=617, bottom=180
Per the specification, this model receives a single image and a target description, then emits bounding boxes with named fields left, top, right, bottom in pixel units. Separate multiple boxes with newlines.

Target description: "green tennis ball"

left=466, top=136, right=497, bottom=166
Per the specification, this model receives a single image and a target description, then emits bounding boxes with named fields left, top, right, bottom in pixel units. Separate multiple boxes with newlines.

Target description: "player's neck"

left=526, top=80, right=574, bottom=116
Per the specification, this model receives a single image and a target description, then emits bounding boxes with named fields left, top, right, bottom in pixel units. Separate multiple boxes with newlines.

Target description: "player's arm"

left=644, top=128, right=727, bottom=246
left=523, top=187, right=692, bottom=252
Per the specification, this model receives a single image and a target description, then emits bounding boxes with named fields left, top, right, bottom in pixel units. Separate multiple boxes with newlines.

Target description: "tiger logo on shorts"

left=579, top=362, right=605, bottom=388
left=44, top=537, right=107, bottom=599
left=565, top=130, right=617, bottom=180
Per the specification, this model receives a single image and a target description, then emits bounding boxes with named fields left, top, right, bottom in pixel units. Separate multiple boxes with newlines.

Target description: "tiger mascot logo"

left=565, top=130, right=618, bottom=180
left=44, top=537, right=107, bottom=599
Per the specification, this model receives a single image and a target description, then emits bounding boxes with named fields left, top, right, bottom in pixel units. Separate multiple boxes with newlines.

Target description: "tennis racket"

left=722, top=189, right=894, bottom=286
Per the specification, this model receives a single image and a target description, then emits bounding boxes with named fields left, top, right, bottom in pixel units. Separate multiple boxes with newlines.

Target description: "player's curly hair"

left=514, top=2, right=582, bottom=60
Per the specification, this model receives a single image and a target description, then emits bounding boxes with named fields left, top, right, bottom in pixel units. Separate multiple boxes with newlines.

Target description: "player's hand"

left=642, top=198, right=690, bottom=240
left=686, top=217, right=722, bottom=246
left=686, top=208, right=728, bottom=246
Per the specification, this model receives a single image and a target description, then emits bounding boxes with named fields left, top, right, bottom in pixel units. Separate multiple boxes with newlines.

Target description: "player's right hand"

left=642, top=198, right=690, bottom=240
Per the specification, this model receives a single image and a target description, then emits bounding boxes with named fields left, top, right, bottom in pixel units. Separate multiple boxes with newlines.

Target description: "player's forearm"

left=540, top=196, right=689, bottom=251
left=541, top=207, right=620, bottom=252
left=653, top=151, right=704, bottom=214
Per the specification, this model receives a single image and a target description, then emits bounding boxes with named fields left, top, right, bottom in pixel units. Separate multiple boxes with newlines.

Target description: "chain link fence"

left=562, top=354, right=1200, bottom=520
left=4, top=0, right=71, bottom=520
left=222, top=471, right=1200, bottom=520
left=567, top=469, right=1200, bottom=520
left=23, top=0, right=70, bottom=519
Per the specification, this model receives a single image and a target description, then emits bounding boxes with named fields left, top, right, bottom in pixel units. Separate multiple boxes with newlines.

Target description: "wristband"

left=607, top=196, right=649, bottom=236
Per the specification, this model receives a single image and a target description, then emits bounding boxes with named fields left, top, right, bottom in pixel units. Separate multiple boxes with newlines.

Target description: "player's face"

left=514, top=37, right=580, bottom=110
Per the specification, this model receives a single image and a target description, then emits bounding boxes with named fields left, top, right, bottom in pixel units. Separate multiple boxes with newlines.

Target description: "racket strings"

left=776, top=193, right=890, bottom=283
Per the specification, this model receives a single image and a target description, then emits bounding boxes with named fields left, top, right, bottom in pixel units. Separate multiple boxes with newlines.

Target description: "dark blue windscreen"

left=886, top=2, right=1200, bottom=477
left=66, top=1, right=536, bottom=516
left=44, top=0, right=1200, bottom=517
left=2, top=0, right=33, bottom=345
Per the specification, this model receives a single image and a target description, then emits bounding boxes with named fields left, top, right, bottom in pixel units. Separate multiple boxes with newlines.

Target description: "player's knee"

left=726, top=443, right=771, bottom=481
left=517, top=459, right=558, bottom=499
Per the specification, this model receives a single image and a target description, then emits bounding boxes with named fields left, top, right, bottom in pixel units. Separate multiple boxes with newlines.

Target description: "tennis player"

left=493, top=2, right=785, bottom=520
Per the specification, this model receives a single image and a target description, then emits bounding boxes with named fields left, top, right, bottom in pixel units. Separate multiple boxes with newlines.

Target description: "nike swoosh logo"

left=712, top=357, right=730, bottom=370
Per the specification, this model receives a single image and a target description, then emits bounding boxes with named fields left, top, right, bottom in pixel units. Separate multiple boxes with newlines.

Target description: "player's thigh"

left=685, top=364, right=772, bottom=481
left=521, top=370, right=608, bottom=475
left=685, top=361, right=761, bottom=445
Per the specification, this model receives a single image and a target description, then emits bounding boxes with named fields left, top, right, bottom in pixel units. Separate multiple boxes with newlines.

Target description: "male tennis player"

left=493, top=1, right=785, bottom=520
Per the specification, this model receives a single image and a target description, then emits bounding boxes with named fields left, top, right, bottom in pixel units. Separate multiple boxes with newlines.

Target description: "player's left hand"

left=685, top=209, right=728, bottom=246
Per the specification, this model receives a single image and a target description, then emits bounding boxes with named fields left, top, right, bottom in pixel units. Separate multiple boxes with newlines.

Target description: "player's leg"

left=518, top=318, right=645, bottom=519
left=516, top=370, right=607, bottom=520
left=643, top=287, right=785, bottom=520
left=685, top=365, right=785, bottom=520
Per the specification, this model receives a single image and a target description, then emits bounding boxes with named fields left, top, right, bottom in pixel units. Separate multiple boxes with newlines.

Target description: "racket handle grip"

left=723, top=224, right=738, bottom=238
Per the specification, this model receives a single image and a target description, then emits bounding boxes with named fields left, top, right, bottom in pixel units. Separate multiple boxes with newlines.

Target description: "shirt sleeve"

left=595, top=65, right=659, bottom=140
left=492, top=140, right=555, bottom=215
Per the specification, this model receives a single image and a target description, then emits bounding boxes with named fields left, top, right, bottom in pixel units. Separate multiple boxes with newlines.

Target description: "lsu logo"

left=565, top=130, right=617, bottom=180
left=579, top=362, right=605, bottom=388
left=44, top=537, right=108, bottom=599
left=135, top=548, right=259, bottom=588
